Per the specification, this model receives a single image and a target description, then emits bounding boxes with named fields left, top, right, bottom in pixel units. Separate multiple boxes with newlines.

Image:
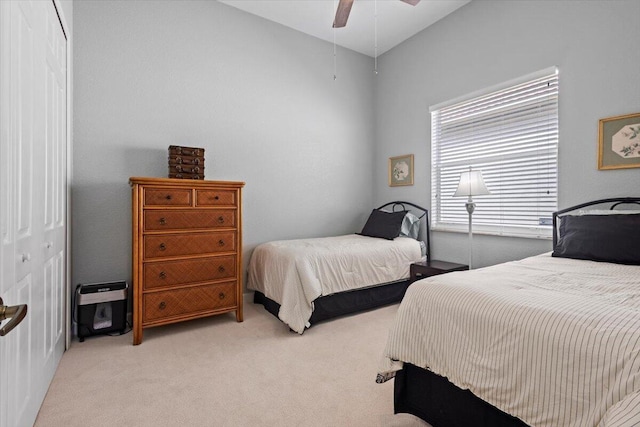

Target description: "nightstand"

left=410, top=260, right=469, bottom=283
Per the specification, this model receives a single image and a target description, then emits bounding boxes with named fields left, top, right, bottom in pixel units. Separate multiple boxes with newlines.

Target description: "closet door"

left=0, top=1, right=67, bottom=426
left=41, top=0, right=67, bottom=383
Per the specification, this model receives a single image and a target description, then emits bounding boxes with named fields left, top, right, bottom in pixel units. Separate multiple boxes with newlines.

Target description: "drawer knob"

left=218, top=239, right=225, bottom=247
left=218, top=266, right=225, bottom=273
left=176, top=156, right=183, bottom=164
left=159, top=301, right=166, bottom=310
left=194, top=158, right=200, bottom=165
left=159, top=217, right=166, bottom=225
left=159, top=271, right=166, bottom=279
left=159, top=243, right=166, bottom=251
left=176, top=165, right=183, bottom=172
left=214, top=195, right=219, bottom=200
left=165, top=195, right=172, bottom=200
left=219, top=292, right=225, bottom=300
left=217, top=216, right=224, bottom=224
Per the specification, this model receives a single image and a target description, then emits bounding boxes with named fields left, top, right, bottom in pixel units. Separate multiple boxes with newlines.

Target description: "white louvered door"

left=0, top=1, right=67, bottom=426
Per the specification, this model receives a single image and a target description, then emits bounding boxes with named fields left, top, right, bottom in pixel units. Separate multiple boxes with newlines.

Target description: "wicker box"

left=168, top=145, right=205, bottom=179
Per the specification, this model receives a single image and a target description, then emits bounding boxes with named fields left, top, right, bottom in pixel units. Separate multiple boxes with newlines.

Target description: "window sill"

left=432, top=225, right=553, bottom=240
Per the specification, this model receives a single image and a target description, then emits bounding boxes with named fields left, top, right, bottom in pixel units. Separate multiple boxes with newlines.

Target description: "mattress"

left=378, top=253, right=640, bottom=427
left=247, top=234, right=423, bottom=333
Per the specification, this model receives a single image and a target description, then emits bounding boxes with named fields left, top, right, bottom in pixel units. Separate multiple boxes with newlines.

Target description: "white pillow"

left=399, top=212, right=420, bottom=239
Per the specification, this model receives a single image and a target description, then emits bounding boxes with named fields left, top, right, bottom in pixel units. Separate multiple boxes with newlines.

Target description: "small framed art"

left=388, top=154, right=414, bottom=186
left=598, top=112, right=640, bottom=170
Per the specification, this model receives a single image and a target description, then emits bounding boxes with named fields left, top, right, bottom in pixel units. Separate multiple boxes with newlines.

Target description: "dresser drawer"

left=144, top=209, right=236, bottom=231
left=144, top=255, right=236, bottom=289
left=196, top=189, right=237, bottom=207
left=144, top=231, right=236, bottom=259
left=144, top=188, right=192, bottom=207
left=143, top=282, right=237, bottom=322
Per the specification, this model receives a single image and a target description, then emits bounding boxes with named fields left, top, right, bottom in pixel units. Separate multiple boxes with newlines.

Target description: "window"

left=430, top=67, right=558, bottom=239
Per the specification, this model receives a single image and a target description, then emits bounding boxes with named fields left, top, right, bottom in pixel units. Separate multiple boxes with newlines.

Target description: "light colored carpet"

left=35, top=300, right=431, bottom=427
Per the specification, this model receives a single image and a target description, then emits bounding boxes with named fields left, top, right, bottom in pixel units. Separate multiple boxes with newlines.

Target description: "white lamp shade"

left=454, top=169, right=490, bottom=197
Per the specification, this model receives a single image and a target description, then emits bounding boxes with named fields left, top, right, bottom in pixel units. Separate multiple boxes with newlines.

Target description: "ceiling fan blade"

left=333, top=0, right=354, bottom=28
left=400, top=0, right=421, bottom=5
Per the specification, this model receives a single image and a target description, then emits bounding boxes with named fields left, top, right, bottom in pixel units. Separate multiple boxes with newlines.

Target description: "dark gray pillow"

left=552, top=214, right=640, bottom=265
left=359, top=209, right=407, bottom=240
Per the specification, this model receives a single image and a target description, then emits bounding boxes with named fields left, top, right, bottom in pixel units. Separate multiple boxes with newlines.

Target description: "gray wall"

left=73, top=1, right=375, bottom=287
left=59, top=1, right=72, bottom=33
left=374, top=0, right=640, bottom=267
left=74, top=0, right=640, bottom=286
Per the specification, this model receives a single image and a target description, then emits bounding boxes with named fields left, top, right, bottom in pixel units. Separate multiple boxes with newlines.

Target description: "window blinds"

left=431, top=68, right=558, bottom=238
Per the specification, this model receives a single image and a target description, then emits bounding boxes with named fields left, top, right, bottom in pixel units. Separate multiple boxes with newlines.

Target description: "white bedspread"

left=247, top=234, right=422, bottom=333
left=379, top=253, right=640, bottom=427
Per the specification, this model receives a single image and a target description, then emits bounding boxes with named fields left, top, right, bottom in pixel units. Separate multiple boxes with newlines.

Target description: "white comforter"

left=247, top=234, right=423, bottom=333
left=379, top=253, right=640, bottom=427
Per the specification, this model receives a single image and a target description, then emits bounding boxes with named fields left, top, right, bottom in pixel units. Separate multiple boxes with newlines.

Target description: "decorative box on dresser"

left=130, top=177, right=245, bottom=345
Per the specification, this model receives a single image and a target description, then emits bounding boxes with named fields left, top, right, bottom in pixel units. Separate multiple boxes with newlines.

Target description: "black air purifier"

left=76, top=281, right=128, bottom=342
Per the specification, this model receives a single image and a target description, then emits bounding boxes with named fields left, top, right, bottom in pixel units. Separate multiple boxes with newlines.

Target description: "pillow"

left=399, top=212, right=420, bottom=239
left=359, top=209, right=407, bottom=240
left=552, top=214, right=640, bottom=265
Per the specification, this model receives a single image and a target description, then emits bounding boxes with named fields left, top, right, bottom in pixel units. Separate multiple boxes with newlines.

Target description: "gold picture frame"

left=388, top=154, right=414, bottom=187
left=598, top=112, right=640, bottom=170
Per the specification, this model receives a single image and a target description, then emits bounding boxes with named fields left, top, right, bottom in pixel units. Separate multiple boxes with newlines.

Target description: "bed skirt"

left=394, top=363, right=529, bottom=427
left=253, top=279, right=411, bottom=327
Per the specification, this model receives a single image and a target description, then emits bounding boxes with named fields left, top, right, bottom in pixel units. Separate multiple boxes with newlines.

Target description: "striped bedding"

left=247, top=234, right=423, bottom=333
left=378, top=253, right=640, bottom=426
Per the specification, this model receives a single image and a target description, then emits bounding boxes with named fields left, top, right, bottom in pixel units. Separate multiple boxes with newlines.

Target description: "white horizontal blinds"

left=431, top=69, right=558, bottom=237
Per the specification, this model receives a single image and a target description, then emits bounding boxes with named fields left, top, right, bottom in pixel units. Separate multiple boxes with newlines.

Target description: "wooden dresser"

left=130, top=177, right=244, bottom=345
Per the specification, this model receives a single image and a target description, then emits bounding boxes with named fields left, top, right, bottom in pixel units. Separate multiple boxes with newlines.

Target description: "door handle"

left=0, top=297, right=28, bottom=337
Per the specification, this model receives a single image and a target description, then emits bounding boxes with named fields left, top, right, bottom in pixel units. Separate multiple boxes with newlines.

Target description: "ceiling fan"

left=333, top=0, right=421, bottom=28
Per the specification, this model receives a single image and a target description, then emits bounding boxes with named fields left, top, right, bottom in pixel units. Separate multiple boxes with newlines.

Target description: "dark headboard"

left=376, top=201, right=430, bottom=261
left=552, top=197, right=640, bottom=247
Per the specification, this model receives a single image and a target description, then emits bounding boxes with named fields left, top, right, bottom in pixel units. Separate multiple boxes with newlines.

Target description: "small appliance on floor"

left=76, top=281, right=128, bottom=342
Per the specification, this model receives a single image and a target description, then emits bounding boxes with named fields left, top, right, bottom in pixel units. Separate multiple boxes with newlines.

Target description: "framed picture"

left=388, top=154, right=414, bottom=186
left=598, top=112, right=640, bottom=170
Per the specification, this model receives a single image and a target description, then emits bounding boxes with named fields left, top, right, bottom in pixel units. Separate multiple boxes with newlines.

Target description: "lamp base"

left=465, top=201, right=476, bottom=215
left=466, top=198, right=475, bottom=270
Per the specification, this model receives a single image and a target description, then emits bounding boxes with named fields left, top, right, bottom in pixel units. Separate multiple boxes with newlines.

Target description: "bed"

left=248, top=201, right=430, bottom=333
left=377, top=197, right=640, bottom=427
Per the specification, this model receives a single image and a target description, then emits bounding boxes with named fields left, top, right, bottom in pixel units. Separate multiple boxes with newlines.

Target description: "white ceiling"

left=218, top=0, right=470, bottom=57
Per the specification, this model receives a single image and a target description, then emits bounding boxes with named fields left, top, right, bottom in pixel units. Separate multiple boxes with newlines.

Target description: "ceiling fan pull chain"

left=333, top=0, right=337, bottom=80
left=374, top=0, right=378, bottom=75
left=334, top=29, right=337, bottom=80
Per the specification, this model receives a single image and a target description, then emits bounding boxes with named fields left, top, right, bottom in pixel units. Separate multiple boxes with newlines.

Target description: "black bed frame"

left=394, top=197, right=640, bottom=427
left=252, top=201, right=430, bottom=328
